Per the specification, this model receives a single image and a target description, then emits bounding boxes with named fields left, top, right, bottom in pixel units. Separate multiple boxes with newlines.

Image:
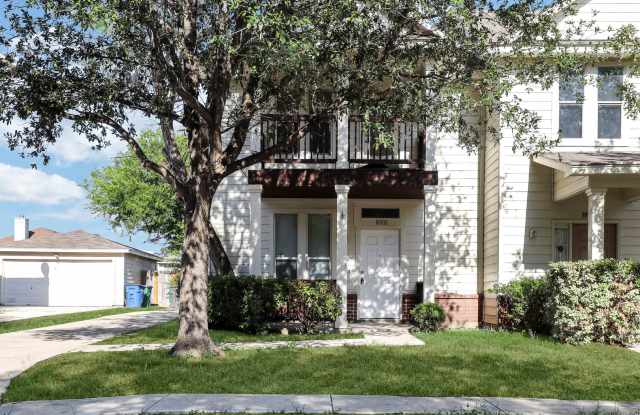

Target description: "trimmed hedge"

left=547, top=259, right=640, bottom=345
left=208, top=276, right=342, bottom=334
left=494, top=259, right=640, bottom=345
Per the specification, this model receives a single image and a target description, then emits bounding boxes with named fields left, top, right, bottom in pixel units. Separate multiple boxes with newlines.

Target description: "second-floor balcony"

left=260, top=114, right=426, bottom=168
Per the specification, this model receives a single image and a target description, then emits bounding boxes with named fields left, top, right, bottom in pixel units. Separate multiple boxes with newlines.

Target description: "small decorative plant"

left=410, top=302, right=446, bottom=333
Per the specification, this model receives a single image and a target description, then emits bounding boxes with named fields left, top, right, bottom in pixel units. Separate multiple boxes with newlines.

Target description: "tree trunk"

left=209, top=225, right=234, bottom=277
left=171, top=190, right=224, bottom=358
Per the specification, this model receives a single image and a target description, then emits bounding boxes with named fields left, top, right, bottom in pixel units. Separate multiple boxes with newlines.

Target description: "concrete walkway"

left=2, top=393, right=640, bottom=415
left=0, top=310, right=176, bottom=397
left=79, top=320, right=425, bottom=353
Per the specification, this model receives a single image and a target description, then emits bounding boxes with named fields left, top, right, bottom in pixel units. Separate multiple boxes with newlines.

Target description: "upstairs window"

left=559, top=75, right=584, bottom=139
left=598, top=67, right=623, bottom=139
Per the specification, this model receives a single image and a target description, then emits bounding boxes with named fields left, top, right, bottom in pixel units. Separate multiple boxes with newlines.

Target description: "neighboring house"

left=0, top=217, right=160, bottom=307
left=212, top=0, right=640, bottom=328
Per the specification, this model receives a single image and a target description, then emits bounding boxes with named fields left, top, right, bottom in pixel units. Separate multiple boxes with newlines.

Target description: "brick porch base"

left=436, top=293, right=482, bottom=328
left=346, top=292, right=482, bottom=328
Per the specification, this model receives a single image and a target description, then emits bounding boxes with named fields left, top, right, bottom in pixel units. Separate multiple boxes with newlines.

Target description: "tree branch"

left=68, top=111, right=186, bottom=195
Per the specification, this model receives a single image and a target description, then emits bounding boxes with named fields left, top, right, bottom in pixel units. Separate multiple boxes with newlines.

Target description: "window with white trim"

left=308, top=214, right=331, bottom=278
left=597, top=67, right=623, bottom=139
left=275, top=214, right=298, bottom=279
left=558, top=75, right=584, bottom=139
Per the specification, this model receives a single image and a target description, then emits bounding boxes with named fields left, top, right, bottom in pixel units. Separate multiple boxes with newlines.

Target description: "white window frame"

left=271, top=209, right=336, bottom=280
left=596, top=66, right=624, bottom=140
left=558, top=75, right=584, bottom=139
left=552, top=65, right=635, bottom=149
left=307, top=214, right=332, bottom=278
left=274, top=213, right=299, bottom=279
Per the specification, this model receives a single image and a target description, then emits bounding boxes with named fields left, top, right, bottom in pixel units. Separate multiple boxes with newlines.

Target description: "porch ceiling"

left=534, top=152, right=640, bottom=202
left=534, top=152, right=640, bottom=176
left=248, top=168, right=437, bottom=199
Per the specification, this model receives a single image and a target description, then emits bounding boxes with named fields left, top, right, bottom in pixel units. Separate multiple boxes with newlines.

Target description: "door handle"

left=360, top=277, right=364, bottom=285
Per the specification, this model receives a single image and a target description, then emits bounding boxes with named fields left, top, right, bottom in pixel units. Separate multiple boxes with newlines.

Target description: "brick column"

left=248, top=184, right=263, bottom=275
left=586, top=188, right=607, bottom=260
left=335, top=184, right=351, bottom=329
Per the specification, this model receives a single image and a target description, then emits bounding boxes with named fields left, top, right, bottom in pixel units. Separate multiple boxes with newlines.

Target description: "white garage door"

left=2, top=260, right=51, bottom=306
left=2, top=260, right=116, bottom=306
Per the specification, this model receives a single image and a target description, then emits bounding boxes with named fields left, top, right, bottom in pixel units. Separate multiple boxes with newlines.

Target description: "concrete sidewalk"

left=0, top=310, right=176, bottom=397
left=1, top=393, right=640, bottom=415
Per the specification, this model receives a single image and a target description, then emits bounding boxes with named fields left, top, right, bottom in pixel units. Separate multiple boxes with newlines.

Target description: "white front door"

left=358, top=229, right=401, bottom=319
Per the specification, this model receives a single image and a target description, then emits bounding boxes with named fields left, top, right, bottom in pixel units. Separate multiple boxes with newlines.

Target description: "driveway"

left=0, top=306, right=114, bottom=323
left=0, top=310, right=176, bottom=397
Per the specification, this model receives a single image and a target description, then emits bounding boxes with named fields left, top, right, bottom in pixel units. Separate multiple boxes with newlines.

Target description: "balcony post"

left=337, top=113, right=349, bottom=168
left=335, top=184, right=351, bottom=329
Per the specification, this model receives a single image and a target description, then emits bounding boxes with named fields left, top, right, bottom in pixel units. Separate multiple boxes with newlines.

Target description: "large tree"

left=2, top=0, right=638, bottom=357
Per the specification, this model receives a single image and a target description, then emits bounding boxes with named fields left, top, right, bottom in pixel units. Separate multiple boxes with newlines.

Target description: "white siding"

left=483, top=129, right=500, bottom=291
left=560, top=0, right=640, bottom=41
left=554, top=172, right=589, bottom=201
left=432, top=131, right=480, bottom=295
left=210, top=120, right=260, bottom=275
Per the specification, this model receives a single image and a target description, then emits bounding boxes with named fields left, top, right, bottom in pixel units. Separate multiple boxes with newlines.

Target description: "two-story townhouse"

left=212, top=0, right=640, bottom=329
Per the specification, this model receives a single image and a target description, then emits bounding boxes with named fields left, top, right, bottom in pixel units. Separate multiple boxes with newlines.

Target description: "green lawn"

left=5, top=330, right=640, bottom=403
left=0, top=307, right=162, bottom=334
left=98, top=319, right=364, bottom=344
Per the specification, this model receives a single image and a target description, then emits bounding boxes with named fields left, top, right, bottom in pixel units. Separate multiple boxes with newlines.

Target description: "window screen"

left=598, top=67, right=623, bottom=139
left=308, top=214, right=331, bottom=278
left=275, top=214, right=297, bottom=279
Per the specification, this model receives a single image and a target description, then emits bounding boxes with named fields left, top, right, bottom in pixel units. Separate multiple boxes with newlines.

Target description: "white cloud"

left=1, top=112, right=159, bottom=165
left=0, top=163, right=84, bottom=205
left=33, top=206, right=94, bottom=222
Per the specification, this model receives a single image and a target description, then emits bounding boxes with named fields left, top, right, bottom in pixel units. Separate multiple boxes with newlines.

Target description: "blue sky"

left=0, top=119, right=165, bottom=254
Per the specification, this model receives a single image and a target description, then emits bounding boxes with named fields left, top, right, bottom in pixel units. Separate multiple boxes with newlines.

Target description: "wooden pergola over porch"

left=247, top=168, right=438, bottom=199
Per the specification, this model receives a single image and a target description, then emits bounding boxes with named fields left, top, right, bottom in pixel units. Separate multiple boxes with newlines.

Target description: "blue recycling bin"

left=125, top=284, right=145, bottom=308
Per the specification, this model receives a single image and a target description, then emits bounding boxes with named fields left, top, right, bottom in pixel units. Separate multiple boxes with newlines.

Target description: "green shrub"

left=208, top=276, right=342, bottom=334
left=410, top=302, right=446, bottom=332
left=494, top=277, right=551, bottom=335
left=493, top=260, right=640, bottom=345
left=288, top=280, right=342, bottom=333
left=546, top=259, right=640, bottom=345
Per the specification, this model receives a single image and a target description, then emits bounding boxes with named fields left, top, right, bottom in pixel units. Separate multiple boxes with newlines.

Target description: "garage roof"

left=0, top=228, right=160, bottom=260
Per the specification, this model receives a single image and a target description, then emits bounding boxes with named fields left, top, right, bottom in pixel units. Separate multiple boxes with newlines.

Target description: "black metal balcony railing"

left=260, top=114, right=338, bottom=163
left=260, top=114, right=426, bottom=167
left=348, top=116, right=425, bottom=166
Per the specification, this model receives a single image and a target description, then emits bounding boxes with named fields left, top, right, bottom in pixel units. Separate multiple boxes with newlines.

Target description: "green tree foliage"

left=84, top=131, right=185, bottom=256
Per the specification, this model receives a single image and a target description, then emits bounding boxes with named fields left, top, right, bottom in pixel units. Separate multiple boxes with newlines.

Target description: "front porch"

left=535, top=152, right=640, bottom=261
left=245, top=169, right=437, bottom=329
